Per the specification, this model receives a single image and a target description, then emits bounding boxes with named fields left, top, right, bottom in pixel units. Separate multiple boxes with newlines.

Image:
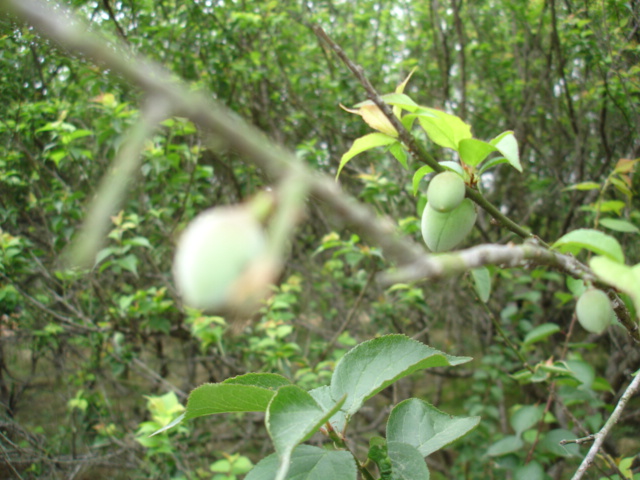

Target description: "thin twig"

left=571, top=372, right=640, bottom=480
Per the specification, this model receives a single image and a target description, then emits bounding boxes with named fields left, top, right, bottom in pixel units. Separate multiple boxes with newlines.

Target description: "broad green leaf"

left=337, top=133, right=397, bottom=179
left=552, top=228, right=624, bottom=263
left=410, top=108, right=472, bottom=150
left=388, top=142, right=408, bottom=169
left=331, top=335, right=472, bottom=416
left=122, top=236, right=152, bottom=248
left=540, top=429, right=580, bottom=457
left=522, top=323, right=560, bottom=347
left=478, top=156, right=509, bottom=175
left=117, top=254, right=139, bottom=276
left=596, top=200, right=626, bottom=214
left=184, top=384, right=276, bottom=420
left=599, top=217, right=639, bottom=234
left=224, top=373, right=292, bottom=389
left=610, top=177, right=633, bottom=197
left=510, top=405, right=543, bottom=436
left=412, top=165, right=434, bottom=196
left=94, top=247, right=114, bottom=266
left=266, top=385, right=345, bottom=480
left=245, top=445, right=356, bottom=480
left=563, top=181, right=601, bottom=191
left=487, top=435, right=524, bottom=456
left=458, top=138, right=497, bottom=167
left=387, top=442, right=430, bottom=480
left=566, top=360, right=595, bottom=389
left=380, top=93, right=419, bottom=111
left=589, top=256, right=640, bottom=313
left=386, top=398, right=480, bottom=457
left=65, top=129, right=94, bottom=142
left=514, top=461, right=544, bottom=480
left=566, top=276, right=585, bottom=296
left=471, top=267, right=491, bottom=303
left=309, top=385, right=347, bottom=433
left=490, top=131, right=522, bottom=172
left=438, top=161, right=466, bottom=177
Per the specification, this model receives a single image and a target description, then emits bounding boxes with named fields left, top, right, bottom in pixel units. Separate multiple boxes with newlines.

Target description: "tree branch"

left=571, top=372, right=640, bottom=480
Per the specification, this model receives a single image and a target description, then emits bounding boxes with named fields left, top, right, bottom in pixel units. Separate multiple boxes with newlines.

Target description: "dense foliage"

left=0, top=0, right=639, bottom=479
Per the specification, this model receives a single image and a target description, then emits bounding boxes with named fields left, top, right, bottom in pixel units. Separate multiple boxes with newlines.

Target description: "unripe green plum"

left=421, top=198, right=477, bottom=252
left=427, top=171, right=466, bottom=213
left=575, top=289, right=614, bottom=334
left=173, top=206, right=268, bottom=313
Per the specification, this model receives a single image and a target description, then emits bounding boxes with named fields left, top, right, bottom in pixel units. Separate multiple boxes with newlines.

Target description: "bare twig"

left=571, top=372, right=640, bottom=480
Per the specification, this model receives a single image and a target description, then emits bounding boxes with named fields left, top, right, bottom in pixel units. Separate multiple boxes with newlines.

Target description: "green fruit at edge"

left=421, top=198, right=477, bottom=252
left=575, top=289, right=614, bottom=334
left=173, top=206, right=267, bottom=313
left=427, top=171, right=466, bottom=212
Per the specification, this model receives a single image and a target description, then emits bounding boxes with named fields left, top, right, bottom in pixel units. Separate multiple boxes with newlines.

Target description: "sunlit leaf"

left=552, top=228, right=624, bottom=263
left=599, top=217, right=639, bottom=234
left=412, top=165, right=435, bottom=195
left=337, top=133, right=397, bottom=179
left=563, top=181, right=601, bottom=191
left=490, top=131, right=521, bottom=172
left=458, top=138, right=497, bottom=167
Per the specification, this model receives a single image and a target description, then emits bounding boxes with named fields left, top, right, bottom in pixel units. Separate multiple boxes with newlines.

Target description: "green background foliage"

left=0, top=0, right=639, bottom=478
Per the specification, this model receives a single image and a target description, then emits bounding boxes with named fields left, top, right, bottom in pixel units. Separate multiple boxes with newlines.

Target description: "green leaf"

left=266, top=385, right=346, bottom=480
left=331, top=335, right=472, bottom=416
left=510, top=405, right=543, bottom=436
left=410, top=108, right=472, bottom=151
left=563, top=181, right=601, bottom=191
left=337, top=133, right=398, bottom=179
left=599, top=217, right=639, bottom=234
left=487, top=435, right=524, bottom=457
left=490, top=131, right=522, bottom=172
left=245, top=445, right=357, bottom=480
left=589, top=256, right=640, bottom=313
left=149, top=412, right=185, bottom=437
left=388, top=142, right=408, bottom=169
left=438, top=161, right=466, bottom=177
left=514, top=461, right=544, bottom=480
left=522, top=323, right=560, bottom=347
left=539, top=429, right=580, bottom=457
left=610, top=177, right=633, bottom=197
left=566, top=359, right=595, bottom=389
left=552, top=228, right=624, bottom=263
left=596, top=200, right=626, bottom=214
left=308, top=386, right=347, bottom=433
left=117, top=254, right=139, bottom=276
left=184, top=384, right=276, bottom=420
left=412, top=165, right=434, bottom=196
left=387, top=442, right=430, bottom=480
left=458, top=138, right=497, bottom=167
left=380, top=93, right=419, bottom=111
left=386, top=398, right=480, bottom=457
left=470, top=267, right=491, bottom=303
left=477, top=156, right=509, bottom=175
left=223, top=373, right=292, bottom=389
left=123, top=236, right=152, bottom=248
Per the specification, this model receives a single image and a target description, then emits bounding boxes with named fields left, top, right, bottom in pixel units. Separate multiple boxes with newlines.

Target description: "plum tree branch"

left=2, top=0, right=426, bottom=269
left=310, top=24, right=536, bottom=243
left=378, top=242, right=639, bottom=343
left=571, top=371, right=640, bottom=480
left=5, top=0, right=636, bottom=345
